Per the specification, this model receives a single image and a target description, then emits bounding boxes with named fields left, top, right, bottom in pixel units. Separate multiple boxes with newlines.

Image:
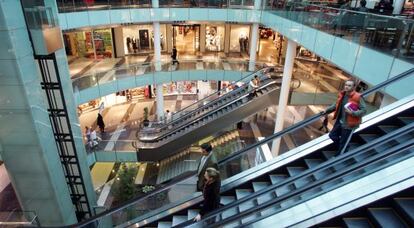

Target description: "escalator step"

left=394, top=198, right=414, bottom=226
left=359, top=134, right=381, bottom=143
left=252, top=182, right=275, bottom=205
left=343, top=217, right=373, bottom=228
left=157, top=221, right=172, bottom=228
left=322, top=151, right=337, bottom=160
left=286, top=167, right=313, bottom=188
left=220, top=196, right=238, bottom=220
left=398, top=117, right=414, bottom=125
left=368, top=208, right=409, bottom=228
left=378, top=125, right=399, bottom=134
left=187, top=209, right=200, bottom=220
left=304, top=159, right=324, bottom=169
left=235, top=189, right=256, bottom=212
left=172, top=215, right=187, bottom=226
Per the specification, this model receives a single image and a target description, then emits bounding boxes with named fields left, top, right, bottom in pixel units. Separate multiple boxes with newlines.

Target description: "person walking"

left=171, top=46, right=179, bottom=65
left=89, top=128, right=98, bottom=149
left=323, top=80, right=366, bottom=155
left=197, top=143, right=218, bottom=191
left=97, top=113, right=105, bottom=133
left=85, top=126, right=91, bottom=146
left=194, top=167, right=221, bottom=223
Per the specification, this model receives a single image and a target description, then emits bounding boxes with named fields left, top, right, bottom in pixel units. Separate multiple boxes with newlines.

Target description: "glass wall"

left=229, top=24, right=250, bottom=53
left=122, top=24, right=167, bottom=54
left=205, top=25, right=225, bottom=52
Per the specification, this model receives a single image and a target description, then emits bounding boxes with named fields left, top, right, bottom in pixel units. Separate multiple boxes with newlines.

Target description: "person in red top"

left=323, top=80, right=366, bottom=155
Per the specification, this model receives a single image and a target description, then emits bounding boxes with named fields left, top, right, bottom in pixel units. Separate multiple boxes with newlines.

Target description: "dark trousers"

left=329, top=121, right=353, bottom=154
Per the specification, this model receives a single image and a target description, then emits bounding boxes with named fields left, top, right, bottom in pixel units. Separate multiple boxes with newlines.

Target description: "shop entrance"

left=172, top=24, right=200, bottom=53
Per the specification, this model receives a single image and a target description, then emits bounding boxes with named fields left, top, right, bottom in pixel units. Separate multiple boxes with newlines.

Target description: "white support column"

left=248, top=23, right=259, bottom=71
left=153, top=21, right=164, bottom=120
left=254, top=0, right=262, bottom=10
left=152, top=0, right=159, bottom=8
left=271, top=39, right=297, bottom=156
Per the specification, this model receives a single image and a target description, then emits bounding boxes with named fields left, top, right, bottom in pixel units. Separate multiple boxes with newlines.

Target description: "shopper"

left=97, top=113, right=105, bottom=133
left=165, top=110, right=172, bottom=123
left=171, top=46, right=179, bottom=65
left=89, top=128, right=98, bottom=149
left=197, top=143, right=218, bottom=191
left=248, top=75, right=260, bottom=97
left=194, top=167, right=221, bottom=222
left=323, top=80, right=366, bottom=155
left=85, top=126, right=91, bottom=145
left=358, top=0, right=369, bottom=12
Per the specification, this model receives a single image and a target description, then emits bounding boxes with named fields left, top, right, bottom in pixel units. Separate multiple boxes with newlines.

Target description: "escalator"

left=146, top=96, right=414, bottom=228
left=315, top=185, right=414, bottom=227
left=70, top=68, right=414, bottom=228
left=136, top=68, right=282, bottom=161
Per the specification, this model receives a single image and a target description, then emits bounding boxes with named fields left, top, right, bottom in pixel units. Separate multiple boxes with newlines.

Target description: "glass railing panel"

left=0, top=211, right=39, bottom=226
left=267, top=3, right=414, bottom=64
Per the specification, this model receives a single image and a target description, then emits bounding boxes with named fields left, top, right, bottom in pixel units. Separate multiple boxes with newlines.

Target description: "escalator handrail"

left=217, top=67, right=414, bottom=165
left=138, top=79, right=280, bottom=144
left=70, top=171, right=197, bottom=228
left=143, top=67, right=272, bottom=133
left=188, top=121, right=414, bottom=227
left=72, top=67, right=413, bottom=227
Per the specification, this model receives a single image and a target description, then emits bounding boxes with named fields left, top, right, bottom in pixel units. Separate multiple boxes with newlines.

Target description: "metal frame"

left=37, top=54, right=92, bottom=220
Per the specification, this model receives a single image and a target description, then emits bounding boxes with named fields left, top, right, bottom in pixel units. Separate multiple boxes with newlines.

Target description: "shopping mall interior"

left=1, top=0, right=414, bottom=227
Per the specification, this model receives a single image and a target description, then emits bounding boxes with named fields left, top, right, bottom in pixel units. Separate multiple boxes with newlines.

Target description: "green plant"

left=113, top=164, right=138, bottom=203
left=143, top=107, right=149, bottom=120
left=141, top=185, right=155, bottom=194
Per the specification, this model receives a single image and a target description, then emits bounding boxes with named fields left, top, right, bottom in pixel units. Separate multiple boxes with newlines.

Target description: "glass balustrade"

left=264, top=3, right=414, bottom=64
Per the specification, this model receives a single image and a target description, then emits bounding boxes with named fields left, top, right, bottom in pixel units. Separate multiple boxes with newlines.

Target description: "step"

left=378, top=125, right=399, bottom=134
left=394, top=198, right=414, bottom=226
left=157, top=221, right=172, bottom=228
left=172, top=215, right=187, bottom=226
left=398, top=117, right=414, bottom=125
left=359, top=134, right=381, bottom=143
left=236, top=189, right=255, bottom=212
left=286, top=167, right=313, bottom=188
left=252, top=182, right=274, bottom=205
left=322, top=150, right=338, bottom=160
left=220, top=196, right=238, bottom=220
left=368, top=208, right=408, bottom=227
left=304, top=159, right=333, bottom=180
left=343, top=217, right=373, bottom=228
left=187, top=209, right=200, bottom=220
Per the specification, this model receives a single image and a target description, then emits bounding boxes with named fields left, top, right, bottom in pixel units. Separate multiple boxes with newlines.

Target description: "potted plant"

left=143, top=107, right=149, bottom=127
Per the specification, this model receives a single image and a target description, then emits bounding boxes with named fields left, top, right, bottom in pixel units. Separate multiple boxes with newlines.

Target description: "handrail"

left=217, top=67, right=414, bottom=165
left=70, top=67, right=413, bottom=227
left=189, top=121, right=414, bottom=227
left=138, top=79, right=279, bottom=143
left=142, top=67, right=273, bottom=134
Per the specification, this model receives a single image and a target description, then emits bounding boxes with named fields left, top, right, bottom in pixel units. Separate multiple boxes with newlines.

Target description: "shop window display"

left=165, top=81, right=197, bottom=95
left=229, top=25, right=250, bottom=53
left=205, top=25, right=224, bottom=52
left=93, top=29, right=113, bottom=58
left=123, top=24, right=166, bottom=54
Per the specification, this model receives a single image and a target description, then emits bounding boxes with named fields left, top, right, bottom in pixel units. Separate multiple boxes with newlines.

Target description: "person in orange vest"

left=323, top=80, right=366, bottom=154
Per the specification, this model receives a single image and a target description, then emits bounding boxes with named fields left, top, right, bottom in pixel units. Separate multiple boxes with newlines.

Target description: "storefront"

left=63, top=29, right=113, bottom=59
left=257, top=27, right=278, bottom=63
left=122, top=24, right=167, bottom=54
left=229, top=24, right=250, bottom=53
left=172, top=24, right=200, bottom=53
left=205, top=25, right=225, bottom=52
